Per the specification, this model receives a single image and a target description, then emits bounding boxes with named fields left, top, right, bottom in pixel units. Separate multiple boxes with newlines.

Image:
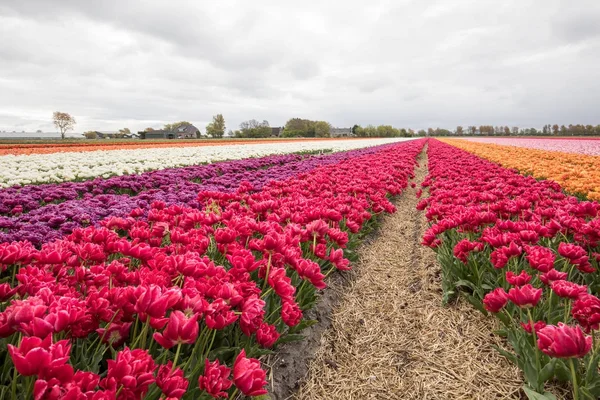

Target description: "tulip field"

left=1, top=136, right=600, bottom=399
left=422, top=139, right=600, bottom=399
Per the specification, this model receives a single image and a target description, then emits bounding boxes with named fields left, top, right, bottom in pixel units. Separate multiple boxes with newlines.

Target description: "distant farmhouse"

left=90, top=131, right=137, bottom=139
left=140, top=123, right=200, bottom=139
left=330, top=128, right=354, bottom=138
left=271, top=127, right=283, bottom=137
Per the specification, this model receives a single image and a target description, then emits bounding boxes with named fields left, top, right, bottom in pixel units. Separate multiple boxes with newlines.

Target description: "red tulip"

left=153, top=310, right=199, bottom=349
left=205, top=299, right=238, bottom=330
left=198, top=359, right=232, bottom=398
left=506, top=270, right=531, bottom=287
left=537, top=323, right=592, bottom=358
left=156, top=362, right=189, bottom=399
left=296, top=259, right=326, bottom=289
left=7, top=335, right=71, bottom=378
left=483, top=288, right=508, bottom=313
left=453, top=239, right=484, bottom=264
left=558, top=243, right=595, bottom=273
left=329, top=248, right=351, bottom=271
left=99, top=348, right=156, bottom=399
left=239, top=296, right=265, bottom=336
left=233, top=350, right=268, bottom=396
left=572, top=294, right=600, bottom=333
left=525, top=245, right=555, bottom=273
left=267, top=267, right=296, bottom=301
left=281, top=300, right=303, bottom=327
left=520, top=320, right=546, bottom=334
left=550, top=280, right=588, bottom=299
left=507, top=284, right=542, bottom=308
left=256, top=323, right=280, bottom=348
left=539, top=269, right=568, bottom=285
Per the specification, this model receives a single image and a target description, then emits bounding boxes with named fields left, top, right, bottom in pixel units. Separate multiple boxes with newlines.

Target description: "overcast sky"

left=1, top=0, right=599, bottom=134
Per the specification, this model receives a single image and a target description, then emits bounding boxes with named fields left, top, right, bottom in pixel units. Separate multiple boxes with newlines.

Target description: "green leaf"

left=554, top=359, right=571, bottom=382
left=522, top=385, right=557, bottom=400
left=538, top=359, right=556, bottom=384
left=454, top=279, right=477, bottom=292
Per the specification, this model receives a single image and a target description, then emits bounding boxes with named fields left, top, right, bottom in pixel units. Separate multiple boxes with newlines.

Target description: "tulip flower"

left=100, top=348, right=156, bottom=398
left=525, top=245, right=555, bottom=273
left=156, top=362, right=189, bottom=400
left=483, top=288, right=509, bottom=313
left=198, top=359, right=232, bottom=398
left=550, top=280, right=588, bottom=299
left=153, top=310, right=199, bottom=349
left=537, top=323, right=592, bottom=358
left=233, top=350, right=268, bottom=396
left=506, top=270, right=531, bottom=287
left=256, top=323, right=280, bottom=348
left=507, top=284, right=542, bottom=308
left=539, top=269, right=568, bottom=285
left=520, top=320, right=546, bottom=334
left=281, top=300, right=303, bottom=327
left=572, top=294, right=600, bottom=333
left=558, top=243, right=595, bottom=273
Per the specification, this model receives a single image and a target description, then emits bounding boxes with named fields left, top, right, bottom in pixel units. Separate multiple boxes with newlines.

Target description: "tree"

left=53, top=112, right=76, bottom=139
left=83, top=131, right=97, bottom=139
left=115, top=128, right=131, bottom=138
left=552, top=124, right=559, bottom=136
left=206, top=114, right=226, bottom=138
left=314, top=121, right=331, bottom=137
left=144, top=127, right=155, bottom=132
left=163, top=121, right=191, bottom=131
left=354, top=125, right=366, bottom=137
left=239, top=120, right=271, bottom=138
left=456, top=126, right=464, bottom=135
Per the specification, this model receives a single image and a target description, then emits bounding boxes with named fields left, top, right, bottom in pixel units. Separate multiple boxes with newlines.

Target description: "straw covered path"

left=293, top=148, right=523, bottom=399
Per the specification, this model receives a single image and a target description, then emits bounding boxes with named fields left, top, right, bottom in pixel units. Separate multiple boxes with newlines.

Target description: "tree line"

left=52, top=111, right=600, bottom=139
left=417, top=124, right=600, bottom=137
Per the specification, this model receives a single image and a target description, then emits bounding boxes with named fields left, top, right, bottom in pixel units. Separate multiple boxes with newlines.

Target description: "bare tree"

left=53, top=112, right=76, bottom=139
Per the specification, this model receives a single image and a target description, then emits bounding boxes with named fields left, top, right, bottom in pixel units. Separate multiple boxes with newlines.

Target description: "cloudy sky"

left=1, top=0, right=599, bottom=134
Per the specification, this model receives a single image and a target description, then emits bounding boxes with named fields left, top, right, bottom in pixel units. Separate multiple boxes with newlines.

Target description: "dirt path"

left=294, top=149, right=523, bottom=399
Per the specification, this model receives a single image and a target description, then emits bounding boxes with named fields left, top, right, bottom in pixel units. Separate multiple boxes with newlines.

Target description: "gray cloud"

left=0, top=0, right=599, bottom=134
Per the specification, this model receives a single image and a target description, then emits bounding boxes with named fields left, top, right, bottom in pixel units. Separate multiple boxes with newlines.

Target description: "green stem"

left=205, top=330, right=217, bottom=357
left=11, top=363, right=17, bottom=400
left=527, top=309, right=541, bottom=376
left=564, top=299, right=572, bottom=324
left=569, top=358, right=579, bottom=400
left=229, top=388, right=239, bottom=400
left=261, top=253, right=272, bottom=291
left=171, top=342, right=183, bottom=373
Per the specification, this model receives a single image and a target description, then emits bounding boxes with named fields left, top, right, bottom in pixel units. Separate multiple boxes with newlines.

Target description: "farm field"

left=0, top=138, right=407, bottom=187
left=0, top=137, right=378, bottom=156
left=457, top=137, right=600, bottom=156
left=1, top=137, right=600, bottom=399
left=443, top=138, right=600, bottom=201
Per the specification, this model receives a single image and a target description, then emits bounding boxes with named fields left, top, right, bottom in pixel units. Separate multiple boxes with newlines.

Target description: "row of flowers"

left=0, top=138, right=410, bottom=187
left=0, top=143, right=403, bottom=246
left=0, top=139, right=425, bottom=399
left=420, top=139, right=600, bottom=399
left=458, top=137, right=600, bottom=156
left=0, top=138, right=346, bottom=156
left=440, top=138, right=600, bottom=201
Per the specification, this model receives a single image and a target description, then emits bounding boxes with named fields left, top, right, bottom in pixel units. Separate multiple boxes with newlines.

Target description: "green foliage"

left=206, top=114, right=226, bottom=138
left=163, top=121, right=191, bottom=131
left=237, top=119, right=271, bottom=138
